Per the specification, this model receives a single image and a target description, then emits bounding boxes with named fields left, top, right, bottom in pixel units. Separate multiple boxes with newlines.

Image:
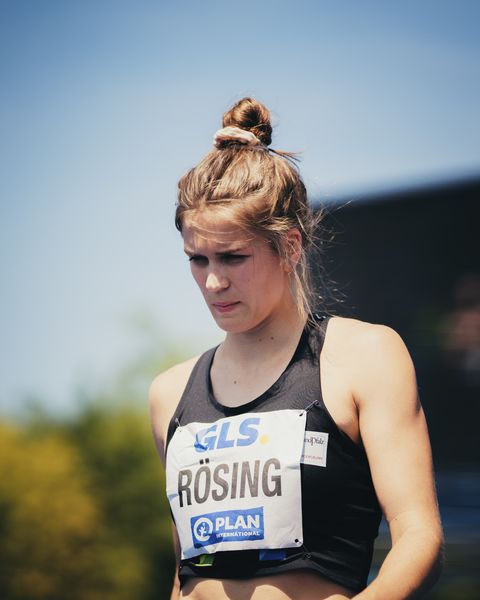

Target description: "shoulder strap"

left=305, top=313, right=331, bottom=355
left=165, top=345, right=218, bottom=448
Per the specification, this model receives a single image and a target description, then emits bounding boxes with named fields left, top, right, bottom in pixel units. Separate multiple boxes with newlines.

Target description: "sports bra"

left=165, top=314, right=382, bottom=592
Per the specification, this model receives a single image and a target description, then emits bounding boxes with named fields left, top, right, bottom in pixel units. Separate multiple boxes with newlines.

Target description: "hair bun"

left=222, top=97, right=272, bottom=146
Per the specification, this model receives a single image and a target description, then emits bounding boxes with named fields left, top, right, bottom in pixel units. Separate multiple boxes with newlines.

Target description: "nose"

left=205, top=268, right=229, bottom=292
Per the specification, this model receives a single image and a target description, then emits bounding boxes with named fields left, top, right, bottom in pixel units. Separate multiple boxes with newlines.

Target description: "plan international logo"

left=191, top=507, right=265, bottom=548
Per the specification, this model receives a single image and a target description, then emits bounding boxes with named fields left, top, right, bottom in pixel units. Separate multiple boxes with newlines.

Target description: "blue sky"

left=1, top=1, right=479, bottom=415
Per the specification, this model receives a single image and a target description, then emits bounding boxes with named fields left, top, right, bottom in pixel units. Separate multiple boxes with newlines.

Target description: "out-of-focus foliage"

left=66, top=404, right=175, bottom=598
left=0, top=319, right=182, bottom=599
left=0, top=409, right=174, bottom=600
left=0, top=421, right=114, bottom=599
left=0, top=406, right=173, bottom=600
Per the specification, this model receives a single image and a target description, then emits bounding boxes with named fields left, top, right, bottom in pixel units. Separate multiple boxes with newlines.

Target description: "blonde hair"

left=175, top=97, right=324, bottom=323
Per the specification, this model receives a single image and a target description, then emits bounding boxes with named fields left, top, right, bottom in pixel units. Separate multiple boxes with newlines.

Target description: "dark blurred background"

left=312, top=175, right=480, bottom=599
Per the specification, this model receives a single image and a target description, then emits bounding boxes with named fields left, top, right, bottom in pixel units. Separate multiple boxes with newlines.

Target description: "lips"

left=214, top=302, right=237, bottom=307
left=212, top=302, right=239, bottom=313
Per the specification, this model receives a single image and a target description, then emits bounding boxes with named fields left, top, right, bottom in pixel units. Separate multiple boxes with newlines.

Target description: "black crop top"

left=165, top=315, right=382, bottom=592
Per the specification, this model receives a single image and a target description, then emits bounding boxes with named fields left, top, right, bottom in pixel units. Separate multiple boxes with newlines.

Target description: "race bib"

left=166, top=409, right=307, bottom=559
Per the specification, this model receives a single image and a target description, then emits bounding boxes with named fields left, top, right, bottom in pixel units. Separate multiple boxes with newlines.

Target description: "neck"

left=219, top=309, right=307, bottom=362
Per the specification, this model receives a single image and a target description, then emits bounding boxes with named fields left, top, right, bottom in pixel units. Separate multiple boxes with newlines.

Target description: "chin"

left=210, top=312, right=244, bottom=332
left=214, top=319, right=245, bottom=334
left=213, top=314, right=269, bottom=335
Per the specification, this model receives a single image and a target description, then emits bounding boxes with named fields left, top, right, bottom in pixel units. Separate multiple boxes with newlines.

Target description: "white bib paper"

left=166, top=409, right=307, bottom=559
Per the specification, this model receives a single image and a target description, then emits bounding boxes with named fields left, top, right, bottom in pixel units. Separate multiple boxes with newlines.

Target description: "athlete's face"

left=182, top=214, right=293, bottom=333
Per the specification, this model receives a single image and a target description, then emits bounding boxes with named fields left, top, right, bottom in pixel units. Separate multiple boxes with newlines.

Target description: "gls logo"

left=194, top=417, right=260, bottom=453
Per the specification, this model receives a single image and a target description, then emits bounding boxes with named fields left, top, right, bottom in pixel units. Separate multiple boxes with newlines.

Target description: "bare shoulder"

left=326, top=315, right=416, bottom=406
left=328, top=314, right=407, bottom=345
left=328, top=315, right=412, bottom=362
left=148, top=355, right=200, bottom=410
left=148, top=355, right=200, bottom=460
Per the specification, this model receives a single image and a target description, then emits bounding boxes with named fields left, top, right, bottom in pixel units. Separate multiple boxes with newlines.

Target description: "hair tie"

left=213, top=126, right=262, bottom=148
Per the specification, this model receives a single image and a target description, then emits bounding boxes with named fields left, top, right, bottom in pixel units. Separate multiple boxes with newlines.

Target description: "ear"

left=283, top=228, right=302, bottom=272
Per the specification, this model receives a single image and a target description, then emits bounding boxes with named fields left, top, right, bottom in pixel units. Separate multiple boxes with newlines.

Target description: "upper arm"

left=149, top=362, right=199, bottom=598
left=148, top=356, right=200, bottom=465
left=148, top=373, right=170, bottom=464
left=351, top=324, right=442, bottom=543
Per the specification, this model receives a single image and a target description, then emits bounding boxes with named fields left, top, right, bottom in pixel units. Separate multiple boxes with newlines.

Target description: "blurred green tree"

left=0, top=314, right=187, bottom=599
left=0, top=421, right=147, bottom=599
left=65, top=403, right=175, bottom=599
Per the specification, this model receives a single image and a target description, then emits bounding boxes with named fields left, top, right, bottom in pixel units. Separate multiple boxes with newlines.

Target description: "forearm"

left=169, top=571, right=180, bottom=600
left=169, top=522, right=182, bottom=599
left=354, top=528, right=444, bottom=600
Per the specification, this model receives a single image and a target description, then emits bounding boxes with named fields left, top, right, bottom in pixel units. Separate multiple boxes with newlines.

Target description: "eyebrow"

left=183, top=246, right=249, bottom=256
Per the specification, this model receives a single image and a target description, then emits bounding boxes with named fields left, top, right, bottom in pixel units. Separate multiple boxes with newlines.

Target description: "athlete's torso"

left=164, top=315, right=382, bottom=595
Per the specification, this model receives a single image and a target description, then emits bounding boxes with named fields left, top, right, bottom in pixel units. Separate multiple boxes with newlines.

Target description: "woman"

left=149, top=97, right=443, bottom=599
